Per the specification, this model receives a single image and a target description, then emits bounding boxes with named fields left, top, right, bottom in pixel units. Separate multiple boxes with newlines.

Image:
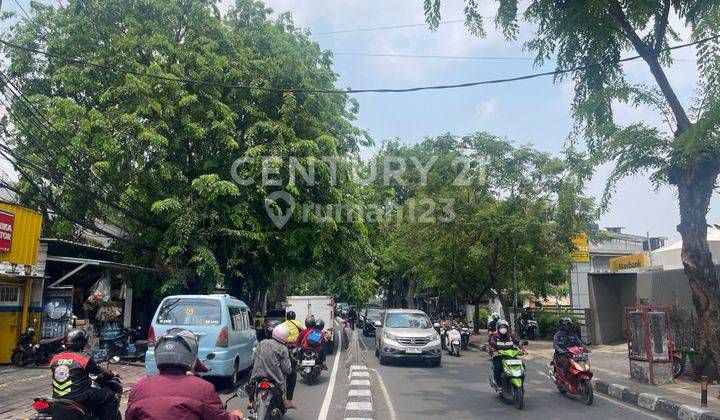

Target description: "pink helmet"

left=272, top=323, right=290, bottom=344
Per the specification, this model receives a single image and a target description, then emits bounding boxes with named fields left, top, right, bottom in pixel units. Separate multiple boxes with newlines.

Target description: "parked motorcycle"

left=669, top=340, right=685, bottom=379
left=519, top=319, right=538, bottom=340
left=490, top=346, right=525, bottom=409
left=438, top=323, right=447, bottom=350
left=445, top=326, right=462, bottom=357
left=12, top=319, right=65, bottom=367
left=247, top=378, right=286, bottom=420
left=107, top=326, right=148, bottom=363
left=549, top=346, right=593, bottom=405
left=298, top=349, right=322, bottom=384
left=31, top=357, right=123, bottom=419
left=459, top=324, right=470, bottom=350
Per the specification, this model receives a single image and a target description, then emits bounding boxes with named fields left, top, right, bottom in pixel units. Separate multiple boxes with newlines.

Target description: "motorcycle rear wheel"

left=11, top=351, right=25, bottom=367
left=672, top=357, right=684, bottom=378
left=579, top=379, right=594, bottom=405
left=513, top=386, right=524, bottom=409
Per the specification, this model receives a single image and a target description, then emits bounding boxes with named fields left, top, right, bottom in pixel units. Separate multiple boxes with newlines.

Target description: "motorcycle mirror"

left=433, top=323, right=440, bottom=328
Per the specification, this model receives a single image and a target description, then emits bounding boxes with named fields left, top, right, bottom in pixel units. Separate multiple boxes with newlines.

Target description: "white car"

left=374, top=309, right=442, bottom=366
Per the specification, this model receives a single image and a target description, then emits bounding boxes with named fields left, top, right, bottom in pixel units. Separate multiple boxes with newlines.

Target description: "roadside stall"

left=42, top=238, right=155, bottom=360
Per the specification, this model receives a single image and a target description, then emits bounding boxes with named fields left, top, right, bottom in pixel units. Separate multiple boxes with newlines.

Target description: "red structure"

left=624, top=306, right=673, bottom=385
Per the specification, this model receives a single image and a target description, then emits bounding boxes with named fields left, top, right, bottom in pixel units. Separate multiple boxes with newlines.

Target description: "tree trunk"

left=675, top=167, right=720, bottom=377
left=495, top=289, right=512, bottom=323
left=405, top=274, right=416, bottom=309
left=472, top=297, right=481, bottom=333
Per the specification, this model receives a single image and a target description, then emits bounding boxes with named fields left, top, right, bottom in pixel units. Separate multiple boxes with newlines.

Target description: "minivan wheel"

left=228, top=359, right=239, bottom=388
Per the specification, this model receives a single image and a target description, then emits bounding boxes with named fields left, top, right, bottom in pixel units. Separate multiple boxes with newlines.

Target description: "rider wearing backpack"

left=300, top=319, right=328, bottom=366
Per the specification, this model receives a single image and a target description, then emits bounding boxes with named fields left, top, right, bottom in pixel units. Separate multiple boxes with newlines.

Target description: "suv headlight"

left=383, top=331, right=398, bottom=341
left=428, top=333, right=440, bottom=342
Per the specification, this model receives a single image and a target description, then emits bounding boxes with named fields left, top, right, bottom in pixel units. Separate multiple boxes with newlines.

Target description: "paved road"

left=222, top=345, right=347, bottom=420
left=359, top=333, right=664, bottom=420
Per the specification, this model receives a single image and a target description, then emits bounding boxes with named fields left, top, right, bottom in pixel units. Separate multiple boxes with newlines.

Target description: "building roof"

left=40, top=238, right=121, bottom=255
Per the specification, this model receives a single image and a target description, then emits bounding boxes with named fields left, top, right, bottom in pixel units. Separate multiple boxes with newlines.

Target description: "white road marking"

left=536, top=370, right=662, bottom=419
left=318, top=319, right=343, bottom=420
left=370, top=368, right=397, bottom=420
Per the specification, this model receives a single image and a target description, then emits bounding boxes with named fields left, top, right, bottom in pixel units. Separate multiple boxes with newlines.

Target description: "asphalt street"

left=359, top=333, right=664, bottom=420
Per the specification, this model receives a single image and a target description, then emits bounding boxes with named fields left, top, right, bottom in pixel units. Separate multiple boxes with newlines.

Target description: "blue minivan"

left=145, top=294, right=258, bottom=386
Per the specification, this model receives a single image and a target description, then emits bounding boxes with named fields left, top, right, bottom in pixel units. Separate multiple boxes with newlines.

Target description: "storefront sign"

left=0, top=211, right=14, bottom=252
left=610, top=252, right=647, bottom=272
left=571, top=233, right=590, bottom=262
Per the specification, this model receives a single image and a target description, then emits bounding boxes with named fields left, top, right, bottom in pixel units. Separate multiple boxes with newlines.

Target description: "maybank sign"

left=609, top=252, right=647, bottom=272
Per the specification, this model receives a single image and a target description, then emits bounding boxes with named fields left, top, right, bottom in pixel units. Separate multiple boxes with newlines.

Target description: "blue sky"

left=3, top=0, right=719, bottom=242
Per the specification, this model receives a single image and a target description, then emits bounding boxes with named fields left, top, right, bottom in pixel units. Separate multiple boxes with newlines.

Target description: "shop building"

left=0, top=202, right=44, bottom=364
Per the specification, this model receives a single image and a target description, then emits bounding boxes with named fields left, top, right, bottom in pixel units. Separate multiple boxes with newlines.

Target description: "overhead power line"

left=13, top=0, right=32, bottom=21
left=331, top=51, right=697, bottom=63
left=0, top=35, right=715, bottom=94
left=313, top=18, right=469, bottom=35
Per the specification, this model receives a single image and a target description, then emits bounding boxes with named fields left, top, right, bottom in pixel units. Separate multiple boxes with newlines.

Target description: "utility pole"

left=512, top=237, right=518, bottom=332
left=646, top=231, right=654, bottom=267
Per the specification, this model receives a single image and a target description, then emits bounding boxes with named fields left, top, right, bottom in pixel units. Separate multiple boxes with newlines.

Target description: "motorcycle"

left=31, top=357, right=123, bottom=419
left=669, top=340, right=685, bottom=379
left=107, top=326, right=148, bottom=363
left=445, top=326, right=462, bottom=357
left=519, top=319, right=538, bottom=340
left=459, top=325, right=470, bottom=350
left=12, top=319, right=65, bottom=367
left=490, top=347, right=525, bottom=409
left=247, top=378, right=286, bottom=420
left=298, top=349, right=322, bottom=384
left=549, top=346, right=593, bottom=405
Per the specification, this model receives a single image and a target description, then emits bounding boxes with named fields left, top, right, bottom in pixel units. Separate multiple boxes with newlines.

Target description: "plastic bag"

left=86, top=277, right=111, bottom=304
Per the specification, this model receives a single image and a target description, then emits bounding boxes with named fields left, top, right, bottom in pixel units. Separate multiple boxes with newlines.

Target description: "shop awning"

left=46, top=255, right=155, bottom=287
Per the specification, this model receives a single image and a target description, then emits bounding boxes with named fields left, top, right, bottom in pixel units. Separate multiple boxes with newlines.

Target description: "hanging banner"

left=610, top=252, right=647, bottom=272
left=571, top=233, right=590, bottom=262
left=0, top=210, right=14, bottom=253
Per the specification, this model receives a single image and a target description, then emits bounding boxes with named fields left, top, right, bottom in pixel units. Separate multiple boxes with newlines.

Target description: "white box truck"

left=285, top=295, right=336, bottom=354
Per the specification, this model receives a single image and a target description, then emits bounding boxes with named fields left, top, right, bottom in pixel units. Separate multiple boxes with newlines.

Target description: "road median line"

left=344, top=329, right=374, bottom=420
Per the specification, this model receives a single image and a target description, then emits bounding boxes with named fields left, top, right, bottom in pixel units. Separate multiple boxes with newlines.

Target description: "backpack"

left=305, top=329, right=323, bottom=347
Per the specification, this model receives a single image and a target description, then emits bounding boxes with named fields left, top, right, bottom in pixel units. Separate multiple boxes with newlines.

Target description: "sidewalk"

left=526, top=339, right=720, bottom=418
left=0, top=362, right=146, bottom=419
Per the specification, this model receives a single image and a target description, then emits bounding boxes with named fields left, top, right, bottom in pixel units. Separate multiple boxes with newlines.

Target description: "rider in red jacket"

left=125, top=329, right=243, bottom=420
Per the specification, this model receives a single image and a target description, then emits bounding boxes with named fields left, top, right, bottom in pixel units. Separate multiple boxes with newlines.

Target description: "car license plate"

left=406, top=347, right=422, bottom=354
left=301, top=360, right=316, bottom=367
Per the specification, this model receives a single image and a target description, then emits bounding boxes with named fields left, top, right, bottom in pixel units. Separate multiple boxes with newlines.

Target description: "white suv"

left=374, top=309, right=442, bottom=366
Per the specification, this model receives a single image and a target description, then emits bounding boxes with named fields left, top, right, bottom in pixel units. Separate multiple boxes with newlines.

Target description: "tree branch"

left=654, top=0, right=671, bottom=53
left=608, top=0, right=692, bottom=133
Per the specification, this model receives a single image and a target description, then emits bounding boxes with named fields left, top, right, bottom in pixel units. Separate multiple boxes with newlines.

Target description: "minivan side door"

left=227, top=306, right=244, bottom=366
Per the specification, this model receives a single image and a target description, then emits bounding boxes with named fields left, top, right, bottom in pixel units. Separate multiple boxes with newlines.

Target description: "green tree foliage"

left=424, top=0, right=720, bottom=375
left=366, top=133, right=594, bottom=332
left=1, top=0, right=370, bottom=301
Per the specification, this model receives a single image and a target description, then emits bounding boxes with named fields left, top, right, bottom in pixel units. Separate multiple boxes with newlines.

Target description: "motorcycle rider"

left=126, top=329, right=243, bottom=419
left=300, top=318, right=328, bottom=366
left=518, top=307, right=535, bottom=335
left=249, top=321, right=296, bottom=410
left=49, top=328, right=119, bottom=419
left=347, top=306, right=357, bottom=331
left=488, top=320, right=524, bottom=387
left=488, top=313, right=500, bottom=333
left=282, top=311, right=303, bottom=348
left=553, top=317, right=585, bottom=378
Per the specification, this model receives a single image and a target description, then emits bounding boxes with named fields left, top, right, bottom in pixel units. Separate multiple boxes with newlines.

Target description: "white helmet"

left=272, top=323, right=290, bottom=344
left=492, top=313, right=500, bottom=320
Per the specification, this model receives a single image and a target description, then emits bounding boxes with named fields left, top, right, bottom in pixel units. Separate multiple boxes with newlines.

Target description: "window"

left=246, top=309, right=254, bottom=330
left=0, top=286, right=19, bottom=303
left=229, top=307, right=244, bottom=331
left=156, top=298, right=221, bottom=326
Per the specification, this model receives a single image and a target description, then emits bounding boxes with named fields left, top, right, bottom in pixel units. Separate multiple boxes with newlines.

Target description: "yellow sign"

left=571, top=233, right=590, bottom=262
left=0, top=202, right=42, bottom=266
left=610, top=252, right=647, bottom=272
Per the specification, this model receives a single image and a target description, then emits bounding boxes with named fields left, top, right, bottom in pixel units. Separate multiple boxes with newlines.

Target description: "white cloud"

left=475, top=97, right=499, bottom=122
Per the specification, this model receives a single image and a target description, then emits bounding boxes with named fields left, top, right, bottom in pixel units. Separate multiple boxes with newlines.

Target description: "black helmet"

left=265, top=320, right=281, bottom=339
left=65, top=328, right=88, bottom=351
left=305, top=316, right=316, bottom=329
left=559, top=317, right=573, bottom=332
left=315, top=319, right=325, bottom=330
left=287, top=311, right=296, bottom=320
left=154, top=328, right=199, bottom=372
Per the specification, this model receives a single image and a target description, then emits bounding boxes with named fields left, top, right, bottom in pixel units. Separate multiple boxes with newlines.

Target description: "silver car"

left=374, top=309, right=441, bottom=366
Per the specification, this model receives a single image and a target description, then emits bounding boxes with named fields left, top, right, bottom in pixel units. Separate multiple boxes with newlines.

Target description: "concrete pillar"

left=123, top=280, right=132, bottom=328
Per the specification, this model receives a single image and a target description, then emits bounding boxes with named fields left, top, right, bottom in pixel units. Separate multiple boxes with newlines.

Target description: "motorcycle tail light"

left=259, top=381, right=271, bottom=389
left=216, top=326, right=228, bottom=347
left=147, top=326, right=156, bottom=345
left=32, top=401, right=49, bottom=410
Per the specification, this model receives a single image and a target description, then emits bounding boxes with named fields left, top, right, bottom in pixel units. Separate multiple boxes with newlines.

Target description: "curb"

left=345, top=365, right=373, bottom=420
left=593, top=378, right=720, bottom=420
